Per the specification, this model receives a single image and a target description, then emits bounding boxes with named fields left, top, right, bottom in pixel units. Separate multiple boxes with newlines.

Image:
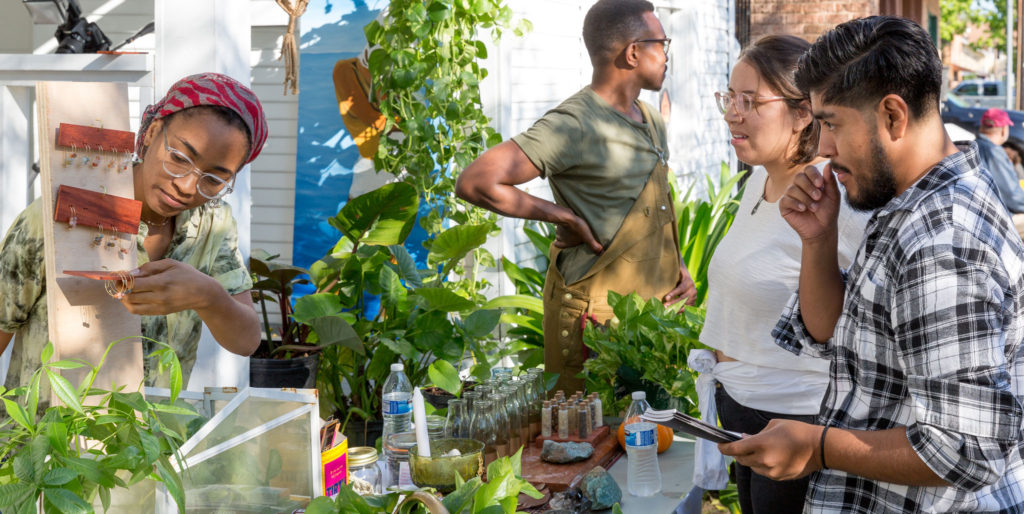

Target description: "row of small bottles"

left=540, top=390, right=603, bottom=439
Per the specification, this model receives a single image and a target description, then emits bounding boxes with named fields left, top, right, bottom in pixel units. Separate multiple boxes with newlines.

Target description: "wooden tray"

left=520, top=426, right=623, bottom=492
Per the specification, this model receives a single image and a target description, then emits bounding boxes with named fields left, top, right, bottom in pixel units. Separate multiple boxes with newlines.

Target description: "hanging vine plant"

left=363, top=0, right=531, bottom=234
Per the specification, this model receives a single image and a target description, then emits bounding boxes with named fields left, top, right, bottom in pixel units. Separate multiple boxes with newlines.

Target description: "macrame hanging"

left=276, top=0, right=310, bottom=95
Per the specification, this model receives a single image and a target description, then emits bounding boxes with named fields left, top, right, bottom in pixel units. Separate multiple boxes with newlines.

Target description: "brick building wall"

left=750, top=0, right=875, bottom=42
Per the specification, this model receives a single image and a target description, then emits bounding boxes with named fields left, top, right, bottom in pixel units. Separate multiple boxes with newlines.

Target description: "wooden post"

left=36, top=81, right=143, bottom=396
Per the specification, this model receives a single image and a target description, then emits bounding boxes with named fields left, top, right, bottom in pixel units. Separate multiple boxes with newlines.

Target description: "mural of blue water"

left=292, top=0, right=430, bottom=275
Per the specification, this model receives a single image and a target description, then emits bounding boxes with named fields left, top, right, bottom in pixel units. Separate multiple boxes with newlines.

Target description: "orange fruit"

left=617, top=422, right=674, bottom=453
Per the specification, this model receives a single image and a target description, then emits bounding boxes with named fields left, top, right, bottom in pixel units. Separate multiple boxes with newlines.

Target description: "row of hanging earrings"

left=66, top=205, right=131, bottom=256
left=62, top=144, right=132, bottom=172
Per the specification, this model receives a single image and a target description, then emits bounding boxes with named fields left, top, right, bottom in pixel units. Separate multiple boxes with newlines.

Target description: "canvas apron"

left=542, top=104, right=681, bottom=394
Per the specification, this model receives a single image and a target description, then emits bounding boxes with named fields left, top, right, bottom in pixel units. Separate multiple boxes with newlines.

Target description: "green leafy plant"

left=249, top=250, right=362, bottom=359
left=364, top=0, right=532, bottom=233
left=304, top=448, right=542, bottom=514
left=0, top=341, right=193, bottom=514
left=311, top=182, right=506, bottom=429
left=582, top=292, right=707, bottom=417
left=675, top=163, right=745, bottom=306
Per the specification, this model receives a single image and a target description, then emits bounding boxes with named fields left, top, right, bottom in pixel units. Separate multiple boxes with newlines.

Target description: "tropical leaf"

left=427, top=224, right=491, bottom=268
left=329, top=182, right=418, bottom=246
left=414, top=287, right=475, bottom=312
left=427, top=360, right=461, bottom=396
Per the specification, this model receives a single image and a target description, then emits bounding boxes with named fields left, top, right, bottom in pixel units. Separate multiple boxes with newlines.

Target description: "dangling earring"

left=119, top=235, right=132, bottom=255
left=80, top=145, right=91, bottom=167
left=92, top=225, right=104, bottom=247
left=69, top=145, right=79, bottom=168
left=66, top=206, right=77, bottom=230
left=105, top=228, right=118, bottom=250
left=62, top=147, right=72, bottom=168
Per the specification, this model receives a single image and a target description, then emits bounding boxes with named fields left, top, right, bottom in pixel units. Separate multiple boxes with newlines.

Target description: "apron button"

left=563, top=293, right=572, bottom=301
left=561, top=311, right=570, bottom=319
left=561, top=349, right=570, bottom=357
left=560, top=329, right=569, bottom=338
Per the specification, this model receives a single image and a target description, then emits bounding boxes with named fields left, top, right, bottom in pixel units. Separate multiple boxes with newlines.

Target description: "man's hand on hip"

left=554, top=214, right=604, bottom=254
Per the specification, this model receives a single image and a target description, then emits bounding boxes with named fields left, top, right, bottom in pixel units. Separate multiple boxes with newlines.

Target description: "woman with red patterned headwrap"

left=0, top=73, right=268, bottom=395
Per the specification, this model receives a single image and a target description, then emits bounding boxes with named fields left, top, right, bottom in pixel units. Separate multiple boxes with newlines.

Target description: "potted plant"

left=249, top=250, right=362, bottom=388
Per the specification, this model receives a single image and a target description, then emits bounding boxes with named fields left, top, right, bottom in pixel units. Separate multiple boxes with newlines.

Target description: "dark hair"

left=165, top=105, right=253, bottom=159
left=583, top=0, right=654, bottom=65
left=795, top=16, right=942, bottom=121
left=740, top=34, right=819, bottom=165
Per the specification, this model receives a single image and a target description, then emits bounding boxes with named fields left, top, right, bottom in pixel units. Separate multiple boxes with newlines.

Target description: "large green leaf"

left=45, top=370, right=83, bottom=414
left=427, top=360, right=461, bottom=396
left=0, top=483, right=33, bottom=508
left=306, top=316, right=363, bottom=354
left=388, top=245, right=423, bottom=288
left=415, top=288, right=474, bottom=312
left=427, top=224, right=491, bottom=268
left=482, top=294, right=543, bottom=314
left=329, top=182, right=418, bottom=246
left=292, top=293, right=342, bottom=323
left=463, top=309, right=501, bottom=338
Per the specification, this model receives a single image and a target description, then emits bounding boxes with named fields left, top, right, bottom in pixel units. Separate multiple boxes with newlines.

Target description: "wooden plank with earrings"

left=37, top=81, right=144, bottom=397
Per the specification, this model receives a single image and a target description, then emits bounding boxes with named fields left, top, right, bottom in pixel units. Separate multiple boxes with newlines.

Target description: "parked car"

left=951, top=79, right=1015, bottom=109
left=942, top=92, right=1024, bottom=145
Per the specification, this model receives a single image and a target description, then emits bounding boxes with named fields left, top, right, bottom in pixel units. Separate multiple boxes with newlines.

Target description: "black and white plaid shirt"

left=774, top=142, right=1024, bottom=513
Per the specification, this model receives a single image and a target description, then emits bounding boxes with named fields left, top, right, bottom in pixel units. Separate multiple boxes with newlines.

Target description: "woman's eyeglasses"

left=714, top=91, right=787, bottom=115
left=161, top=129, right=236, bottom=200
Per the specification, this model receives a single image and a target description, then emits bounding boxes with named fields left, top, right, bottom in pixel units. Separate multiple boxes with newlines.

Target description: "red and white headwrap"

left=137, top=72, right=269, bottom=165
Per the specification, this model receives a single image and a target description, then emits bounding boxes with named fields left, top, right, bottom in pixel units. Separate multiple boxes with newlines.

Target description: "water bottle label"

left=385, top=399, right=412, bottom=415
left=625, top=427, right=655, bottom=448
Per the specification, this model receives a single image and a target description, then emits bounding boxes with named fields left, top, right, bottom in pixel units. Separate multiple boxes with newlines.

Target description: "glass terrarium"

left=148, top=387, right=322, bottom=514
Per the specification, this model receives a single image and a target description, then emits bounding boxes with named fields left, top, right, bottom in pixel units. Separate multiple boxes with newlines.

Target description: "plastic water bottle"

left=624, top=391, right=661, bottom=496
left=382, top=363, right=413, bottom=445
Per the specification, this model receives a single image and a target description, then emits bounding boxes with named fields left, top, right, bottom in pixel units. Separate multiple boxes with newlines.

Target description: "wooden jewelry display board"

left=37, top=81, right=144, bottom=396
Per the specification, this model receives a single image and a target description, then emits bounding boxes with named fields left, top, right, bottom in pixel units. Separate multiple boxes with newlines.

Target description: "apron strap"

left=637, top=102, right=666, bottom=165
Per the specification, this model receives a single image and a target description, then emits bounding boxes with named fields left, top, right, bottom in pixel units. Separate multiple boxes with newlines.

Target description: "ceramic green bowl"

left=408, top=438, right=484, bottom=493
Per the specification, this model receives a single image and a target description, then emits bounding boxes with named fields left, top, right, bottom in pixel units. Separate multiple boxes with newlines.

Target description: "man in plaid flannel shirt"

left=718, top=16, right=1024, bottom=513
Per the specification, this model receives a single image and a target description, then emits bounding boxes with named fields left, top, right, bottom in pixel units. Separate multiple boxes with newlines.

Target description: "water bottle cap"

left=631, top=391, right=646, bottom=400
left=391, top=363, right=404, bottom=372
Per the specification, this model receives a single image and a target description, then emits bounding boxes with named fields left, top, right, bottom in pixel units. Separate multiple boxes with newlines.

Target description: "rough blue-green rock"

left=540, top=440, right=594, bottom=463
left=581, top=465, right=622, bottom=511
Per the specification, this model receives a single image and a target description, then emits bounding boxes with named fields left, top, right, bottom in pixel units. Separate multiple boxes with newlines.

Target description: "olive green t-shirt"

left=512, top=86, right=668, bottom=284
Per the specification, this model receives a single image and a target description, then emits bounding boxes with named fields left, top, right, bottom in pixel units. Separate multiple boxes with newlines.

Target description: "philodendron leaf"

left=306, top=316, right=363, bottom=354
left=292, top=293, right=343, bottom=324
left=427, top=360, right=462, bottom=396
left=329, top=181, right=418, bottom=246
left=462, top=309, right=501, bottom=338
left=427, top=223, right=491, bottom=268
left=388, top=245, right=423, bottom=288
left=415, top=288, right=474, bottom=312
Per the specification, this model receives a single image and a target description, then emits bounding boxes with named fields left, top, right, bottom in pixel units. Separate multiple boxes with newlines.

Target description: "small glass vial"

left=425, top=414, right=446, bottom=440
left=591, top=393, right=603, bottom=428
left=567, top=404, right=579, bottom=437
left=578, top=400, right=590, bottom=438
left=348, top=446, right=382, bottom=495
left=385, top=432, right=417, bottom=489
left=541, top=400, right=553, bottom=437
left=554, top=390, right=565, bottom=402
left=557, top=405, right=569, bottom=439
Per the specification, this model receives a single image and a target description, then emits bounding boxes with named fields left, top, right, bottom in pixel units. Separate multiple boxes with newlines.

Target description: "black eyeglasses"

left=634, top=38, right=671, bottom=55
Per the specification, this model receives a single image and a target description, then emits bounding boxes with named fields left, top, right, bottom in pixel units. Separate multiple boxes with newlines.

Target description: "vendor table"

left=607, top=435, right=695, bottom=513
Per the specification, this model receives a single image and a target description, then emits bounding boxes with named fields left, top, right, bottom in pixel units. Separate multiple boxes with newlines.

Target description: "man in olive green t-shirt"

left=456, top=0, right=695, bottom=390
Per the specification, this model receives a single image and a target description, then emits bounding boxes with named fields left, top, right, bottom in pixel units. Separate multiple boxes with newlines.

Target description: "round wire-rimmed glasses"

left=161, top=129, right=236, bottom=200
left=714, top=91, right=787, bottom=115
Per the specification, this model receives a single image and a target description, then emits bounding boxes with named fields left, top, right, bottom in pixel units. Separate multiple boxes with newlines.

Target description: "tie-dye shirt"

left=0, top=198, right=252, bottom=396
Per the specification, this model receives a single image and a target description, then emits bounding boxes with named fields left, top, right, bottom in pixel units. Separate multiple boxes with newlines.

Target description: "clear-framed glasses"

left=714, top=91, right=787, bottom=115
left=161, top=129, right=236, bottom=200
left=634, top=37, right=671, bottom=55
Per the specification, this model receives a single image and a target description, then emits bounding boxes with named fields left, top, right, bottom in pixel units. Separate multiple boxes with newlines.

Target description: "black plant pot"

left=250, top=353, right=319, bottom=389
left=615, top=364, right=672, bottom=409
left=344, top=419, right=384, bottom=448
left=421, top=386, right=456, bottom=410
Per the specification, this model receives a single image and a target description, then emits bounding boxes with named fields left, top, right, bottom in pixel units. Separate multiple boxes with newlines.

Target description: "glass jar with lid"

left=347, top=446, right=382, bottom=495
